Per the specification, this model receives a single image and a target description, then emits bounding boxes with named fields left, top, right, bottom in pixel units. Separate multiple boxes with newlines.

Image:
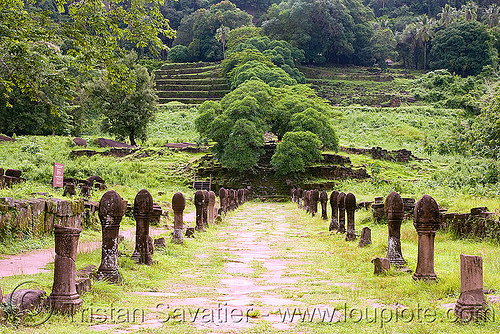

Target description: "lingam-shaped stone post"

left=345, top=192, right=357, bottom=241
left=171, top=192, right=185, bottom=244
left=227, top=189, right=234, bottom=211
left=195, top=190, right=205, bottom=232
left=329, top=190, right=339, bottom=231
left=131, top=189, right=153, bottom=265
left=337, top=192, right=346, bottom=233
left=238, top=189, right=244, bottom=205
left=304, top=190, right=310, bottom=213
left=413, top=195, right=440, bottom=281
left=48, top=225, right=82, bottom=313
left=385, top=191, right=406, bottom=267
left=202, top=190, right=209, bottom=228
left=219, top=187, right=227, bottom=214
left=96, top=190, right=125, bottom=283
left=297, top=188, right=303, bottom=209
left=208, top=191, right=216, bottom=224
left=291, top=188, right=296, bottom=202
left=455, top=254, right=489, bottom=321
left=320, top=190, right=328, bottom=220
left=311, top=189, right=319, bottom=217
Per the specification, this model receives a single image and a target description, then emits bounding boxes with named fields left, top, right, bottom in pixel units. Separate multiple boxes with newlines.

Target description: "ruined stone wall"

left=441, top=208, right=500, bottom=242
left=0, top=197, right=98, bottom=239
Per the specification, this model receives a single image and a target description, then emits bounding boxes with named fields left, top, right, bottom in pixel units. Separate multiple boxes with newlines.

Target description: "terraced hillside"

left=300, top=65, right=419, bottom=107
left=154, top=62, right=230, bottom=105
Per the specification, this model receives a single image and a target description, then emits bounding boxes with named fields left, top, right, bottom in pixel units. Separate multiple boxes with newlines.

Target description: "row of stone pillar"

left=194, top=190, right=217, bottom=232
left=218, top=188, right=249, bottom=214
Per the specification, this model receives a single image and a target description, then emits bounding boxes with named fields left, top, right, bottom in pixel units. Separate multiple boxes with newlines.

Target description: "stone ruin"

left=95, top=190, right=126, bottom=284
left=358, top=227, right=372, bottom=247
left=413, top=195, right=440, bottom=281
left=73, top=137, right=87, bottom=147
left=208, top=191, right=216, bottom=224
left=372, top=196, right=385, bottom=223
left=329, top=190, right=339, bottom=231
left=0, top=168, right=26, bottom=188
left=339, top=146, right=424, bottom=163
left=195, top=190, right=205, bottom=232
left=48, top=225, right=82, bottom=313
left=345, top=193, right=357, bottom=241
left=337, top=192, right=346, bottom=234
left=385, top=192, right=407, bottom=268
left=455, top=254, right=489, bottom=321
left=310, top=189, right=319, bottom=217
left=171, top=192, right=185, bottom=244
left=131, top=189, right=154, bottom=265
left=97, top=138, right=134, bottom=148
left=320, top=190, right=328, bottom=220
left=219, top=187, right=227, bottom=214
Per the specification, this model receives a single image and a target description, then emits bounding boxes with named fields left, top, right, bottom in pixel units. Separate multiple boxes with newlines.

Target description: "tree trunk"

left=130, top=131, right=136, bottom=146
left=423, top=41, right=427, bottom=71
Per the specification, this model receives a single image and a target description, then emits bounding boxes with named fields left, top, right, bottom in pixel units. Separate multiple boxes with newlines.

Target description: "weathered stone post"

left=358, top=227, right=372, bottom=247
left=320, top=190, right=328, bottom=220
left=195, top=190, right=205, bottom=232
left=337, top=192, right=346, bottom=233
left=171, top=192, right=185, bottom=244
left=329, top=190, right=339, bottom=231
left=238, top=189, right=244, bottom=205
left=345, top=192, right=357, bottom=241
left=131, top=189, right=153, bottom=265
left=208, top=191, right=216, bottom=224
left=455, top=254, right=488, bottom=321
left=227, top=189, right=234, bottom=211
left=202, top=190, right=209, bottom=228
left=95, top=190, right=125, bottom=283
left=219, top=187, right=227, bottom=214
left=413, top=195, right=440, bottom=281
left=304, top=190, right=310, bottom=213
left=48, top=225, right=82, bottom=313
left=291, top=188, right=296, bottom=202
left=297, top=188, right=303, bottom=209
left=311, top=189, right=319, bottom=217
left=385, top=191, right=406, bottom=267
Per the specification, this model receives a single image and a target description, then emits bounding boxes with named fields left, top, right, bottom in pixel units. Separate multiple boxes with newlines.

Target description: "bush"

left=167, top=45, right=191, bottom=62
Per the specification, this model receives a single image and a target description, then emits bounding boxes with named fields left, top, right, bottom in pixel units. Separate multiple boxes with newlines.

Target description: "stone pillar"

left=238, top=189, right=244, bottom=205
left=329, top=190, right=339, bottom=231
left=202, top=190, right=209, bottom=228
left=219, top=187, right=227, bottom=214
left=291, top=188, right=296, bottom=202
left=297, top=188, right=303, bottom=209
left=345, top=192, right=356, bottom=241
left=304, top=190, right=310, bottom=213
left=208, top=191, right=216, bottom=224
left=311, top=190, right=319, bottom=217
left=358, top=227, right=371, bottom=247
left=320, top=191, right=328, bottom=220
left=194, top=190, right=205, bottom=232
left=455, top=254, right=488, bottom=321
left=171, top=192, right=185, bottom=244
left=385, top=191, right=406, bottom=267
left=227, top=189, right=233, bottom=211
left=131, top=189, right=153, bottom=265
left=95, top=191, right=125, bottom=284
left=413, top=195, right=440, bottom=281
left=48, top=225, right=82, bottom=313
left=337, top=192, right=346, bottom=234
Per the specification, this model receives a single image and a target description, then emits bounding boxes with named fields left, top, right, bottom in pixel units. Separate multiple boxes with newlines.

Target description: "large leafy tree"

left=0, top=0, right=172, bottom=136
left=262, top=0, right=374, bottom=64
left=430, top=20, right=496, bottom=76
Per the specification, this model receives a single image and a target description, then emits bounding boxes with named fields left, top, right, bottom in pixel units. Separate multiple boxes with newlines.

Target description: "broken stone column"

left=455, top=254, right=488, bottom=321
left=219, top=187, right=227, bottom=214
left=345, top=192, right=357, bottom=241
left=194, top=190, right=205, bottom=232
left=171, top=192, right=185, bottom=244
left=63, top=184, right=77, bottom=197
left=372, top=196, right=385, bottom=223
left=372, top=258, right=390, bottom=275
left=413, top=194, right=440, bottom=281
left=48, top=225, right=82, bottom=313
left=131, top=189, right=153, bottom=265
left=329, top=190, right=339, bottom=231
left=95, top=190, right=125, bottom=283
left=208, top=191, right=216, bottom=224
left=311, top=189, right=319, bottom=217
left=358, top=227, right=372, bottom=247
left=320, top=190, right=328, bottom=220
left=202, top=190, right=209, bottom=228
left=385, top=192, right=406, bottom=267
left=337, top=192, right=346, bottom=233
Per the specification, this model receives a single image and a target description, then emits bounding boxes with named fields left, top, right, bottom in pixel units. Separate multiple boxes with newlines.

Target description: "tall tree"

left=415, top=14, right=435, bottom=70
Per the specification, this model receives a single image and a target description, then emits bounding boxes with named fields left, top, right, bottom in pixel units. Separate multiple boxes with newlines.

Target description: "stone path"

left=132, top=202, right=345, bottom=332
left=0, top=227, right=170, bottom=278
